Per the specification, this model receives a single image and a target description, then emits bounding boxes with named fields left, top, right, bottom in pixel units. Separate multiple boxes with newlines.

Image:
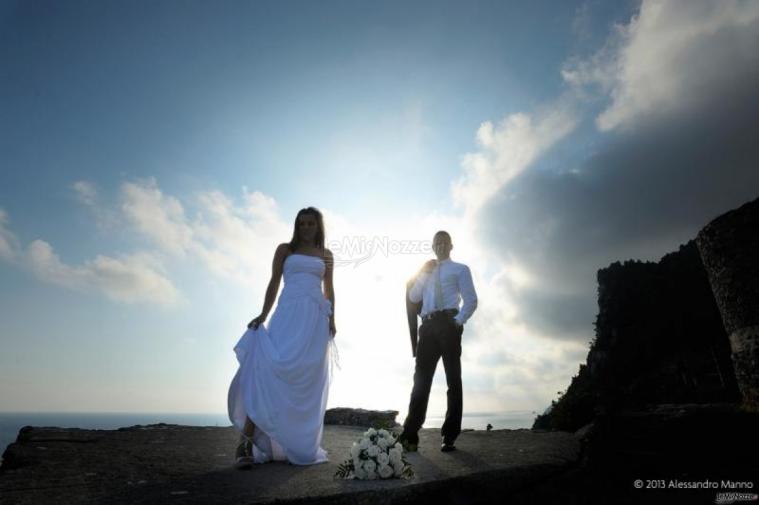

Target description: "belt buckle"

left=424, top=310, right=448, bottom=322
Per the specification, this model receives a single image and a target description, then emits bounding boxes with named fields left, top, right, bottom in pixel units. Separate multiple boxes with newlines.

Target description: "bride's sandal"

left=234, top=434, right=254, bottom=469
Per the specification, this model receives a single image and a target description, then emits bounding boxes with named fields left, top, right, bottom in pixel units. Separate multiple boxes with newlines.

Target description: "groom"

left=400, top=230, right=478, bottom=452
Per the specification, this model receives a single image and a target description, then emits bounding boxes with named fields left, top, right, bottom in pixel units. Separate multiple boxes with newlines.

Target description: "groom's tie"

left=434, top=261, right=444, bottom=311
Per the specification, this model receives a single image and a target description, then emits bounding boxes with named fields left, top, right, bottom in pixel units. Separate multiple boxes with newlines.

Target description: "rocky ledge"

left=0, top=413, right=579, bottom=505
left=323, top=408, right=399, bottom=428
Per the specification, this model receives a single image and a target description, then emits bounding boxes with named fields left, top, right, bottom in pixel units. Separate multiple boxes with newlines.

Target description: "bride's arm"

left=323, top=248, right=336, bottom=336
left=248, top=243, right=288, bottom=328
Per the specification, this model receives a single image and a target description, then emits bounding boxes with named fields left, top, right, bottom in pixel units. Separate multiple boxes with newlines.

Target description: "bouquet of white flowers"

left=334, top=428, right=414, bottom=480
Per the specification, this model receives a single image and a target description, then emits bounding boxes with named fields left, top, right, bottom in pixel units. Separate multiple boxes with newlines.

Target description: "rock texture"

left=531, top=195, right=759, bottom=503
left=0, top=424, right=580, bottom=505
left=697, top=196, right=759, bottom=408
left=323, top=408, right=399, bottom=428
left=568, top=403, right=759, bottom=504
left=534, top=241, right=740, bottom=432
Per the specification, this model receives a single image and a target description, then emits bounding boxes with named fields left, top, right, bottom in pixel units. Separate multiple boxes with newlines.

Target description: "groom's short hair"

left=434, top=230, right=451, bottom=242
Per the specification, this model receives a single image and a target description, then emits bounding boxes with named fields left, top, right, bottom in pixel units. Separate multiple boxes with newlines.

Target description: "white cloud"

left=70, top=179, right=121, bottom=230
left=85, top=252, right=180, bottom=306
left=121, top=178, right=194, bottom=256
left=189, top=188, right=290, bottom=283
left=571, top=1, right=593, bottom=42
left=10, top=178, right=293, bottom=302
left=469, top=0, right=759, bottom=354
left=563, top=0, right=759, bottom=131
left=71, top=180, right=98, bottom=207
left=118, top=178, right=292, bottom=284
left=1, top=205, right=181, bottom=306
left=451, top=97, right=579, bottom=216
left=242, top=188, right=281, bottom=226
left=25, top=239, right=181, bottom=306
left=0, top=208, right=20, bottom=261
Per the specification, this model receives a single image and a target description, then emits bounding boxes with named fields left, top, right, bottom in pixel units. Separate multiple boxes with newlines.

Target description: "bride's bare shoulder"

left=274, top=243, right=293, bottom=260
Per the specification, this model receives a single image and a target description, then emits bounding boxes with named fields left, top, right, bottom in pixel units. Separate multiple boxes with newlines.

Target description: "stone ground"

left=0, top=424, right=580, bottom=505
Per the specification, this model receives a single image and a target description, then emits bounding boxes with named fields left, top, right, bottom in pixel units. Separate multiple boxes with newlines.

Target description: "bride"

left=227, top=206, right=337, bottom=467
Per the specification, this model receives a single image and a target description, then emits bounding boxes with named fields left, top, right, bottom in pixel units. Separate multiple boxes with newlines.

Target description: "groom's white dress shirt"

left=409, top=258, right=478, bottom=326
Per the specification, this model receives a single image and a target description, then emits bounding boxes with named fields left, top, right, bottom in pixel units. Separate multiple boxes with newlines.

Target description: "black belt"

left=422, top=308, right=458, bottom=323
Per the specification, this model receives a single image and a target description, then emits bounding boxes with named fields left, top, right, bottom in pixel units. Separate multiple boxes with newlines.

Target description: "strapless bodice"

left=278, top=254, right=331, bottom=316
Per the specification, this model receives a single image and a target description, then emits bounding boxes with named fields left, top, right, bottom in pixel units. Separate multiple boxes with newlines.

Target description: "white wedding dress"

left=227, top=253, right=335, bottom=465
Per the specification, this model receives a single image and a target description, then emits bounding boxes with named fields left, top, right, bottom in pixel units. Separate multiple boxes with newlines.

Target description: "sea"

left=0, top=410, right=537, bottom=457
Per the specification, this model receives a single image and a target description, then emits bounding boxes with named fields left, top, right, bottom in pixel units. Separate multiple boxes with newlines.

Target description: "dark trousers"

left=402, top=313, right=463, bottom=442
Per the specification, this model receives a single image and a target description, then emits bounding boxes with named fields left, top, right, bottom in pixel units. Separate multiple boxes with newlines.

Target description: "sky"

left=2, top=0, right=758, bottom=419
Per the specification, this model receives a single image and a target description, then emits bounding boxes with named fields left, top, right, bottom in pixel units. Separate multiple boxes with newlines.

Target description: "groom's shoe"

left=441, top=436, right=456, bottom=452
left=398, top=432, right=418, bottom=453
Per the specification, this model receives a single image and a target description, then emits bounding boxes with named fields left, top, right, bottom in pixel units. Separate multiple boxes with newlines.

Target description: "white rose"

left=359, top=438, right=370, bottom=450
left=376, top=452, right=390, bottom=466
left=394, top=442, right=403, bottom=451
left=354, top=467, right=368, bottom=480
left=367, top=469, right=378, bottom=480
left=394, top=464, right=404, bottom=477
left=388, top=436, right=396, bottom=446
left=350, top=442, right=361, bottom=459
left=389, top=448, right=402, bottom=465
left=363, top=459, right=376, bottom=474
left=378, top=429, right=390, bottom=438
left=377, top=438, right=389, bottom=450
left=378, top=463, right=394, bottom=479
left=367, top=445, right=380, bottom=458
left=366, top=428, right=377, bottom=437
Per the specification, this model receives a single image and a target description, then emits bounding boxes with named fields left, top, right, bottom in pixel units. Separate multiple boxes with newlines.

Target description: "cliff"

left=535, top=240, right=740, bottom=432
left=0, top=414, right=581, bottom=505
left=532, top=196, right=759, bottom=503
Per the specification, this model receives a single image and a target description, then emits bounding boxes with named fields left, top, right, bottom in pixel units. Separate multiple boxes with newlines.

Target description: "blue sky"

left=1, top=0, right=626, bottom=225
left=2, top=0, right=758, bottom=417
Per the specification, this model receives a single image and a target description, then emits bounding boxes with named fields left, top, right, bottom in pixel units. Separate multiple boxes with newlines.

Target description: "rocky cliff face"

left=535, top=197, right=759, bottom=431
left=531, top=197, right=759, bottom=502
left=595, top=242, right=739, bottom=404
left=697, top=196, right=759, bottom=409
